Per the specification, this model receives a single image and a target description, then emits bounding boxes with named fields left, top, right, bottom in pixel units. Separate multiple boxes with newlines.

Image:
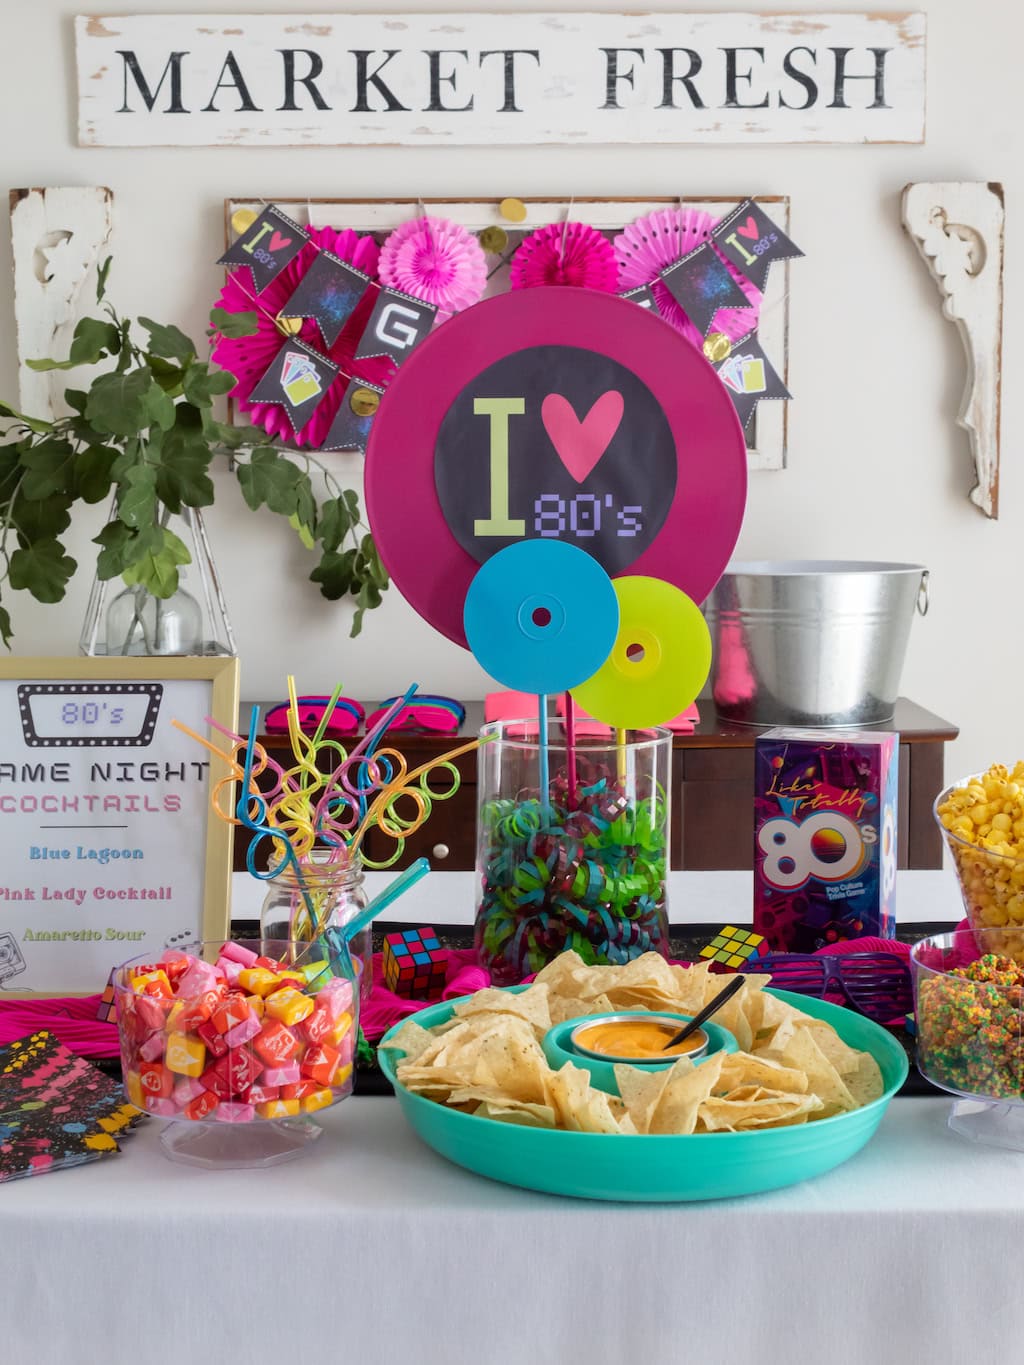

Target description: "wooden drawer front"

left=362, top=783, right=478, bottom=871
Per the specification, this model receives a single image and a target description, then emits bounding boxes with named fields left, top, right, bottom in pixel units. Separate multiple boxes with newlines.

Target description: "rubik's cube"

left=700, top=925, right=770, bottom=970
left=382, top=927, right=447, bottom=999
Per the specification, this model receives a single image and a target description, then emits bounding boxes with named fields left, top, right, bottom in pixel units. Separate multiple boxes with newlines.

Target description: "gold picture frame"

left=0, top=656, right=239, bottom=998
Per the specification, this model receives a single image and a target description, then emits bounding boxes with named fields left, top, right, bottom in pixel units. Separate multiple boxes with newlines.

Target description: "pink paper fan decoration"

left=212, top=224, right=393, bottom=448
left=614, top=207, right=761, bottom=348
left=378, top=216, right=487, bottom=316
left=509, top=221, right=620, bottom=293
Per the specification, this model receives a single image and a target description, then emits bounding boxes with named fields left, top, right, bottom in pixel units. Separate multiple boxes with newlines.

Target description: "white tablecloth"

left=0, top=1095, right=1019, bottom=1365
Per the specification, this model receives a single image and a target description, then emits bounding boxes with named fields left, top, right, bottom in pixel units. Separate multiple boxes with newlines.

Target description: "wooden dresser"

left=235, top=697, right=957, bottom=873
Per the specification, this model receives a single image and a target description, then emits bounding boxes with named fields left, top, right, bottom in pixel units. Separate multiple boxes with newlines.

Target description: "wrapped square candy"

left=113, top=942, right=359, bottom=1132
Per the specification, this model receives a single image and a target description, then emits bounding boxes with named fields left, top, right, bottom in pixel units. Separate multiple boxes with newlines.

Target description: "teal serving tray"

left=378, top=987, right=908, bottom=1203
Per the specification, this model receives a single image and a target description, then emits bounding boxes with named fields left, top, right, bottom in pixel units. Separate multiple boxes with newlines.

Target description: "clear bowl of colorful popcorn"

left=113, top=939, right=358, bottom=1167
left=934, top=764, right=1024, bottom=961
left=911, top=927, right=1024, bottom=1149
left=474, top=721, right=672, bottom=985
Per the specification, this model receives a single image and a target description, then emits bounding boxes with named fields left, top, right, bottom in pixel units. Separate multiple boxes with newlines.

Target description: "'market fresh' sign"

left=76, top=12, right=926, bottom=146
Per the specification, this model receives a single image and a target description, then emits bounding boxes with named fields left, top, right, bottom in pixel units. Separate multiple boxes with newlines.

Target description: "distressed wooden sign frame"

left=79, top=12, right=926, bottom=146
left=223, top=195, right=792, bottom=471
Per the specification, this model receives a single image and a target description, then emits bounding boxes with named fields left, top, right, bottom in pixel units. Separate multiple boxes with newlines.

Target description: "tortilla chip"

left=697, top=1088, right=824, bottom=1131
left=545, top=1062, right=624, bottom=1133
left=615, top=1055, right=724, bottom=1135
left=758, top=1017, right=856, bottom=1117
left=841, top=1050, right=886, bottom=1107
left=452, top=983, right=552, bottom=1036
left=718, top=1051, right=809, bottom=1095
left=379, top=1019, right=436, bottom=1065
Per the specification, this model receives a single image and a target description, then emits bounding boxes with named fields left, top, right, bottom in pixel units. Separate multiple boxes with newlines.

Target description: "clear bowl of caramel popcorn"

left=935, top=764, right=1024, bottom=960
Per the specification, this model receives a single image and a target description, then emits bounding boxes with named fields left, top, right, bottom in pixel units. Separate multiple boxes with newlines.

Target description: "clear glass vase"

left=80, top=505, right=235, bottom=657
left=260, top=852, right=372, bottom=1001
left=475, top=720, right=672, bottom=985
left=105, top=578, right=203, bottom=656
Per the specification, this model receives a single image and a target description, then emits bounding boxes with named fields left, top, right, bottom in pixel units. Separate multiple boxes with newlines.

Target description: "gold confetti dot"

left=275, top=313, right=303, bottom=336
left=231, top=208, right=258, bottom=236
left=350, top=387, right=380, bottom=417
left=703, top=332, right=732, bottom=364
left=498, top=198, right=527, bottom=223
left=479, top=225, right=509, bottom=254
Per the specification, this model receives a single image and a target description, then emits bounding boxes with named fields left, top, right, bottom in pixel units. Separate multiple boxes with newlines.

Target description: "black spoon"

left=661, top=975, right=746, bottom=1050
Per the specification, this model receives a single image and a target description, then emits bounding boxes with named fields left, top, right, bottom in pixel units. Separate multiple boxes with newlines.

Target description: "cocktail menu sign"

left=76, top=12, right=926, bottom=146
left=0, top=658, right=238, bottom=996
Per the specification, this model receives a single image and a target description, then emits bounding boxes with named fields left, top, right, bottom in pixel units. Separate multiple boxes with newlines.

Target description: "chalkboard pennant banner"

left=353, top=286, right=437, bottom=366
left=712, top=198, right=804, bottom=293
left=249, top=336, right=339, bottom=434
left=279, top=248, right=374, bottom=348
left=321, top=377, right=387, bottom=453
left=711, top=330, right=790, bottom=429
left=619, top=283, right=662, bottom=316
left=659, top=242, right=754, bottom=338
left=218, top=205, right=308, bottom=293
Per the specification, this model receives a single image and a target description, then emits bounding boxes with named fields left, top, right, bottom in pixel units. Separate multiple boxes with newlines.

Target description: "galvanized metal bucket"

left=703, top=560, right=929, bottom=728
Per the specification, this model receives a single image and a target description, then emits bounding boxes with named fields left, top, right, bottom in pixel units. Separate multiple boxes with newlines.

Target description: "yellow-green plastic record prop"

left=572, top=576, right=712, bottom=729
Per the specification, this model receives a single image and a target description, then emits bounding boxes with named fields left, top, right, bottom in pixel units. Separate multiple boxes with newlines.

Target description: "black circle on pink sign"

left=433, top=345, right=677, bottom=578
left=364, top=289, right=747, bottom=650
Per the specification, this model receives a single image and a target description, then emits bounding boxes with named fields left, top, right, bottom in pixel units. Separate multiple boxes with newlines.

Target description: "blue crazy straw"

left=537, top=695, right=550, bottom=808
left=356, top=681, right=419, bottom=820
left=310, top=857, right=431, bottom=990
left=341, top=857, right=430, bottom=944
left=236, top=704, right=330, bottom=948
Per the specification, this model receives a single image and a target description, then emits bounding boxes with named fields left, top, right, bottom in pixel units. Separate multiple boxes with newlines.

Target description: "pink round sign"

left=364, top=287, right=747, bottom=648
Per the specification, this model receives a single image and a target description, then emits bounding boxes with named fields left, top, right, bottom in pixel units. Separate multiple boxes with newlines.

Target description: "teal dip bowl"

left=378, top=987, right=909, bottom=1203
left=543, top=1011, right=738, bottom=1095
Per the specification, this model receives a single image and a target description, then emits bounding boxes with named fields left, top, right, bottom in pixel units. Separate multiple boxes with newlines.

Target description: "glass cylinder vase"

left=260, top=851, right=372, bottom=1001
left=475, top=720, right=672, bottom=985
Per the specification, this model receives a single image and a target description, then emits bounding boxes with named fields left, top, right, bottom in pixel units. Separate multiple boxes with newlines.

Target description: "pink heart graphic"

left=269, top=231, right=293, bottom=252
left=736, top=216, right=759, bottom=240
left=541, top=391, right=624, bottom=484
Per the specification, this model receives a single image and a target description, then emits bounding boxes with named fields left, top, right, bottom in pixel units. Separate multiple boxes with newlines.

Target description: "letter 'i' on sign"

left=473, top=398, right=527, bottom=538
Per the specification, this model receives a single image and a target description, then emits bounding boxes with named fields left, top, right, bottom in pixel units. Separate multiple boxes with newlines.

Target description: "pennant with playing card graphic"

left=321, top=377, right=387, bottom=453
left=248, top=336, right=339, bottom=434
left=218, top=205, right=308, bottom=293
left=711, top=331, right=790, bottom=429
left=280, top=249, right=374, bottom=348
left=659, top=242, right=754, bottom=338
left=353, top=287, right=437, bottom=366
left=619, top=283, right=661, bottom=316
left=712, top=199, right=804, bottom=292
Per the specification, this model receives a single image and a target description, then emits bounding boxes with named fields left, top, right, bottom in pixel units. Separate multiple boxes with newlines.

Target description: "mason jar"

left=260, top=850, right=372, bottom=1000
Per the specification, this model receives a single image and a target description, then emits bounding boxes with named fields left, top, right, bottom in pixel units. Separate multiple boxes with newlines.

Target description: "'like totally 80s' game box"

left=753, top=729, right=898, bottom=953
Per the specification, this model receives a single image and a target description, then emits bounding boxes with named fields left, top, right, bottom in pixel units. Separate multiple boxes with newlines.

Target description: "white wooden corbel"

left=9, top=186, right=114, bottom=421
left=902, top=181, right=1004, bottom=518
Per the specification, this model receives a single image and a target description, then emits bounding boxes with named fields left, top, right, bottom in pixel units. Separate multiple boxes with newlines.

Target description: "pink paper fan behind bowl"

left=614, top=208, right=761, bottom=348
left=509, top=221, right=619, bottom=292
left=212, top=225, right=393, bottom=448
left=378, top=217, right=487, bottom=317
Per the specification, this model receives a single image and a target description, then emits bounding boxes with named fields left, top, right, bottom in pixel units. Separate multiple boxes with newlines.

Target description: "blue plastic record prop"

left=463, top=540, right=619, bottom=694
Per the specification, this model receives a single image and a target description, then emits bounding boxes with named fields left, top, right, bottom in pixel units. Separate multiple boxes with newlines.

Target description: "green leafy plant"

left=0, top=260, right=388, bottom=648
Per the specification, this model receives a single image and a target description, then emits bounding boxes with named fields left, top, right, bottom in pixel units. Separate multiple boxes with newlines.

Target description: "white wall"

left=0, top=0, right=1018, bottom=782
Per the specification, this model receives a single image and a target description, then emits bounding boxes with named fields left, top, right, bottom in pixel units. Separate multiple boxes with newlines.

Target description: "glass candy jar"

left=261, top=851, right=372, bottom=1000
left=475, top=720, right=672, bottom=985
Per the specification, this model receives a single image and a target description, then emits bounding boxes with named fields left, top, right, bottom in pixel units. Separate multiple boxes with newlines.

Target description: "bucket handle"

left=917, top=570, right=930, bottom=617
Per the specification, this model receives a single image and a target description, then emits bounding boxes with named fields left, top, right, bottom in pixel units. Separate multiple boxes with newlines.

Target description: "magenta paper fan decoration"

left=614, top=208, right=761, bottom=348
left=212, top=225, right=393, bottom=447
left=509, top=221, right=620, bottom=293
left=378, top=216, right=487, bottom=317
